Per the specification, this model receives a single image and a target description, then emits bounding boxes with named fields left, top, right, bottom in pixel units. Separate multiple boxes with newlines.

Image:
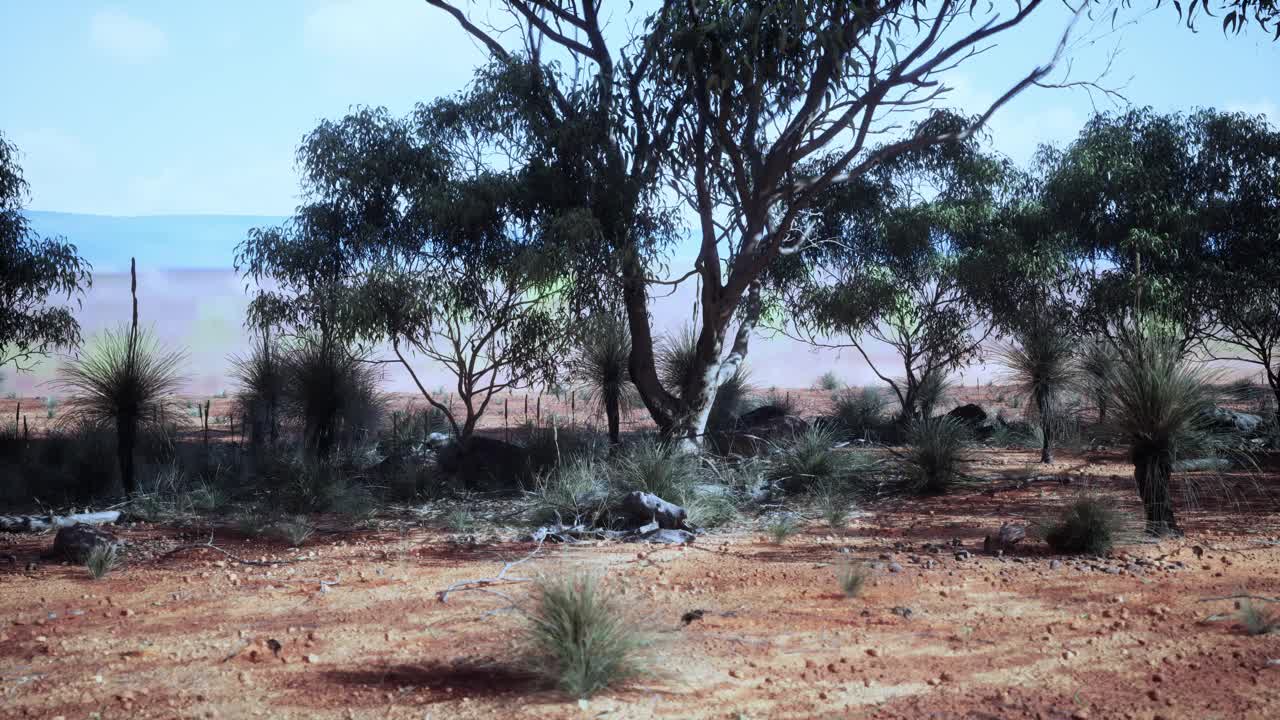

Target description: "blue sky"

left=2, top=1, right=1277, bottom=233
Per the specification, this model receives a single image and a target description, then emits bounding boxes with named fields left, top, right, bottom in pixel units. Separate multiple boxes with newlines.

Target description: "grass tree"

left=55, top=260, right=184, bottom=495
left=996, top=310, right=1078, bottom=463
left=1100, top=330, right=1218, bottom=536
left=570, top=314, right=636, bottom=445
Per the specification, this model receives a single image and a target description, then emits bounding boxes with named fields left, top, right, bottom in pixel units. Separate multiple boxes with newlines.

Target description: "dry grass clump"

left=522, top=573, right=649, bottom=699
left=897, top=415, right=970, bottom=495
left=764, top=514, right=801, bottom=544
left=835, top=556, right=870, bottom=598
left=1039, top=495, right=1127, bottom=555
left=85, top=544, right=120, bottom=579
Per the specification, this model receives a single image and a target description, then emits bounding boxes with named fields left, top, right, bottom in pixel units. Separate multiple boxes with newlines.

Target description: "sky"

left=1, top=1, right=1277, bottom=394
left=1, top=1, right=1276, bottom=222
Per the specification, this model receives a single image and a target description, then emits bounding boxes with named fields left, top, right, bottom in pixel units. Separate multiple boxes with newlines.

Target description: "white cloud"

left=89, top=9, right=169, bottom=62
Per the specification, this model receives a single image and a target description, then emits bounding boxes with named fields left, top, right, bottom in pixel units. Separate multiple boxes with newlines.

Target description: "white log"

left=0, top=511, right=121, bottom=532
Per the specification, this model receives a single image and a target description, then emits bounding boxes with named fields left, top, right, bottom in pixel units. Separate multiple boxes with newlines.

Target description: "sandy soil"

left=3, top=445, right=1279, bottom=719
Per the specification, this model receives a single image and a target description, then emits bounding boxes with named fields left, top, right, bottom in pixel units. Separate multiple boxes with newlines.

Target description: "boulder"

left=983, top=523, right=1026, bottom=553
left=435, top=436, right=532, bottom=491
left=947, top=404, right=988, bottom=425
left=635, top=528, right=695, bottom=545
left=50, top=523, right=119, bottom=563
left=616, top=491, right=688, bottom=530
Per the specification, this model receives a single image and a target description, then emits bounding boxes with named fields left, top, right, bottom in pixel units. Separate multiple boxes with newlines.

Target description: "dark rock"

left=947, top=404, right=988, bottom=425
left=721, top=406, right=810, bottom=456
left=637, top=528, right=696, bottom=545
left=435, top=436, right=532, bottom=491
left=617, top=491, right=688, bottom=529
left=1204, top=407, right=1264, bottom=436
left=983, top=523, right=1027, bottom=553
left=887, top=562, right=904, bottom=573
left=954, top=550, right=972, bottom=561
left=50, top=524, right=119, bottom=563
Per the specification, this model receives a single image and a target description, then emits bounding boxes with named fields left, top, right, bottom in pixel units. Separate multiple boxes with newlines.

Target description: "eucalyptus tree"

left=1, top=132, right=92, bottom=372
left=776, top=110, right=1006, bottom=422
left=423, top=0, right=1079, bottom=445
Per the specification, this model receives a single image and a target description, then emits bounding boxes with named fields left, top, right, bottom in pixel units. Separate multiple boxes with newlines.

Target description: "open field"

left=3, top=445, right=1278, bottom=720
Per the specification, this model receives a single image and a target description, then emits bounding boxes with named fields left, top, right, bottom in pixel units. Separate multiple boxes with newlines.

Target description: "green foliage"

left=832, top=387, right=889, bottom=441
left=1040, top=496, right=1125, bottom=555
left=85, top=544, right=120, bottom=580
left=230, top=330, right=283, bottom=446
left=815, top=371, right=843, bottom=391
left=54, top=325, right=186, bottom=494
left=444, top=508, right=475, bottom=534
left=1, top=132, right=92, bottom=372
left=815, top=483, right=854, bottom=528
left=658, top=326, right=753, bottom=438
left=764, top=514, right=801, bottom=544
left=529, top=458, right=611, bottom=526
left=523, top=573, right=648, bottom=699
left=899, top=416, right=971, bottom=496
left=278, top=338, right=385, bottom=458
left=767, top=424, right=852, bottom=494
left=612, top=440, right=699, bottom=500
left=996, top=311, right=1078, bottom=461
left=571, top=314, right=637, bottom=443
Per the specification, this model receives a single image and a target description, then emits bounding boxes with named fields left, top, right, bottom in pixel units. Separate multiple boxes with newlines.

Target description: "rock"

left=947, top=404, right=988, bottom=425
left=887, top=562, right=904, bottom=573
left=50, top=524, right=119, bottom=563
left=1203, top=407, right=1264, bottom=436
left=983, top=523, right=1027, bottom=553
left=435, top=436, right=532, bottom=491
left=617, top=491, right=688, bottom=530
left=638, top=528, right=696, bottom=545
left=1049, top=559, right=1063, bottom=570
left=954, top=550, right=971, bottom=561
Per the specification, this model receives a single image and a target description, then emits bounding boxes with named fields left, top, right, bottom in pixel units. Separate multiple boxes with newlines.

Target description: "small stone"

left=1049, top=560, right=1063, bottom=570
left=887, top=562, right=904, bottom=573
left=305, top=654, right=320, bottom=664
left=865, top=648, right=880, bottom=657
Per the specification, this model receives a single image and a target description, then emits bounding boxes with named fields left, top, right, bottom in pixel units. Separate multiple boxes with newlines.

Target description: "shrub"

left=815, top=482, right=854, bottom=528
left=832, top=387, right=889, bottom=441
left=767, top=424, right=868, bottom=495
left=54, top=325, right=186, bottom=494
left=914, top=371, right=952, bottom=420
left=995, top=314, right=1077, bottom=463
left=85, top=544, right=120, bottom=580
left=898, top=415, right=970, bottom=495
left=612, top=440, right=698, bottom=500
left=1040, top=496, right=1124, bottom=555
left=815, top=371, right=843, bottom=391
left=529, top=458, right=611, bottom=526
left=1238, top=599, right=1279, bottom=636
left=835, top=557, right=869, bottom=598
left=274, top=516, right=315, bottom=547
left=445, top=508, right=476, bottom=534
left=230, top=332, right=284, bottom=447
left=279, top=338, right=385, bottom=458
left=764, top=514, right=800, bottom=544
left=680, top=489, right=738, bottom=529
left=571, top=314, right=638, bottom=444
left=523, top=573, right=647, bottom=699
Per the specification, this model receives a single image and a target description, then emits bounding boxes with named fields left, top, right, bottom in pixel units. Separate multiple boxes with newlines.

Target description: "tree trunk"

left=1133, top=451, right=1180, bottom=537
left=117, top=416, right=137, bottom=495
left=604, top=388, right=621, bottom=445
left=1040, top=407, right=1053, bottom=464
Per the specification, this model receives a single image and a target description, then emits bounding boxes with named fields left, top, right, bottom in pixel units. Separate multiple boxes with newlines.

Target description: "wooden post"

left=536, top=394, right=542, bottom=425
left=504, top=398, right=510, bottom=443
left=570, top=391, right=575, bottom=426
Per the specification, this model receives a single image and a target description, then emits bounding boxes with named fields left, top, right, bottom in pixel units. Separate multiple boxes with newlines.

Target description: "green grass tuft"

left=1040, top=496, right=1124, bottom=555
left=85, top=544, right=120, bottom=580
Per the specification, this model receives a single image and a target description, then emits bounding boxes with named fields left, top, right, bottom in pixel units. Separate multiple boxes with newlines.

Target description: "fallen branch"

left=1198, top=594, right=1280, bottom=604
left=0, top=511, right=121, bottom=532
left=437, top=541, right=543, bottom=604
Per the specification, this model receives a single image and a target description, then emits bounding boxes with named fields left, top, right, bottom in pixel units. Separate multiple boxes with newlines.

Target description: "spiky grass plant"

left=656, top=326, right=752, bottom=445
left=1039, top=496, right=1126, bottom=555
left=612, top=440, right=699, bottom=500
left=995, top=313, right=1078, bottom=463
left=230, top=329, right=284, bottom=447
left=1238, top=599, right=1279, bottom=636
left=835, top=557, right=870, bottom=598
left=815, top=482, right=854, bottom=528
left=55, top=326, right=186, bottom=494
left=529, top=458, right=611, bottom=526
left=766, top=424, right=849, bottom=494
left=279, top=337, right=385, bottom=459
left=523, top=573, right=648, bottom=699
left=764, top=514, right=801, bottom=544
left=445, top=508, right=476, bottom=534
left=1097, top=331, right=1219, bottom=536
left=570, top=314, right=638, bottom=445
left=914, top=370, right=952, bottom=420
left=832, top=387, right=889, bottom=441
left=898, top=415, right=970, bottom=496
left=85, top=544, right=120, bottom=580
left=1077, top=337, right=1118, bottom=424
left=274, top=516, right=315, bottom=547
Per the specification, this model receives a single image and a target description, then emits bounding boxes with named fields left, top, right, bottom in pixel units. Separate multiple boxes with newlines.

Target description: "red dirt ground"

left=3, top=443, right=1279, bottom=719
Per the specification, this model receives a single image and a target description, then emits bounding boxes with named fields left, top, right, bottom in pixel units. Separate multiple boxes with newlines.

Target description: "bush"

left=279, top=338, right=385, bottom=458
left=1238, top=599, right=1279, bottom=636
left=1040, top=496, right=1124, bottom=555
left=815, top=371, right=843, bottom=391
left=914, top=371, right=952, bottom=420
left=523, top=573, right=648, bottom=699
left=570, top=314, right=638, bottom=444
left=612, top=440, right=699, bottom=500
left=764, top=514, right=800, bottom=544
left=273, top=516, right=315, bottom=546
left=230, top=333, right=284, bottom=446
left=445, top=508, right=476, bottom=534
left=767, top=424, right=866, bottom=495
left=54, top=325, right=186, bottom=494
left=815, top=482, right=854, bottom=528
left=898, top=415, right=970, bottom=495
left=832, top=387, right=889, bottom=441
left=85, top=544, right=120, bottom=580
left=529, top=458, right=611, bottom=526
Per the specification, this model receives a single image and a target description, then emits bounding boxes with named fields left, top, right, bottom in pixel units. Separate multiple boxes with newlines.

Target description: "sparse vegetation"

left=835, top=556, right=870, bottom=598
left=445, top=508, right=476, bottom=534
left=764, top=514, right=801, bottom=544
left=522, top=573, right=648, bottom=699
left=832, top=387, right=889, bottom=441
left=274, top=516, right=315, bottom=547
left=1040, top=496, right=1125, bottom=555
left=1238, top=599, right=1279, bottom=636
left=85, top=544, right=120, bottom=580
left=897, top=415, right=970, bottom=495
left=815, top=371, right=843, bottom=391
left=767, top=424, right=853, bottom=495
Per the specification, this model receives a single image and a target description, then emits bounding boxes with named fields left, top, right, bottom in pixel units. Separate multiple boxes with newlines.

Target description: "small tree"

left=1, top=132, right=92, bottom=372
left=570, top=314, right=636, bottom=445
left=995, top=309, right=1078, bottom=463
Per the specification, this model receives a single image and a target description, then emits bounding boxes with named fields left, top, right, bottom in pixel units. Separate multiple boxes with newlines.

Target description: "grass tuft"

left=523, top=573, right=648, bottom=699
left=85, top=544, right=120, bottom=580
left=274, top=516, right=315, bottom=547
left=1040, top=496, right=1125, bottom=555
left=835, top=556, right=870, bottom=598
left=815, top=371, right=844, bottom=392
left=764, top=514, right=801, bottom=544
left=1238, top=599, right=1279, bottom=636
left=898, top=415, right=970, bottom=495
left=445, top=508, right=476, bottom=534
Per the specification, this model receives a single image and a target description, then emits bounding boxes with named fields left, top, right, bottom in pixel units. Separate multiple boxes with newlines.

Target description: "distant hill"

left=24, top=211, right=285, bottom=273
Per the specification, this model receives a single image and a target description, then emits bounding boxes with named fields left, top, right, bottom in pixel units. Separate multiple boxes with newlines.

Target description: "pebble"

left=1049, top=559, right=1063, bottom=570
left=887, top=562, right=904, bottom=573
